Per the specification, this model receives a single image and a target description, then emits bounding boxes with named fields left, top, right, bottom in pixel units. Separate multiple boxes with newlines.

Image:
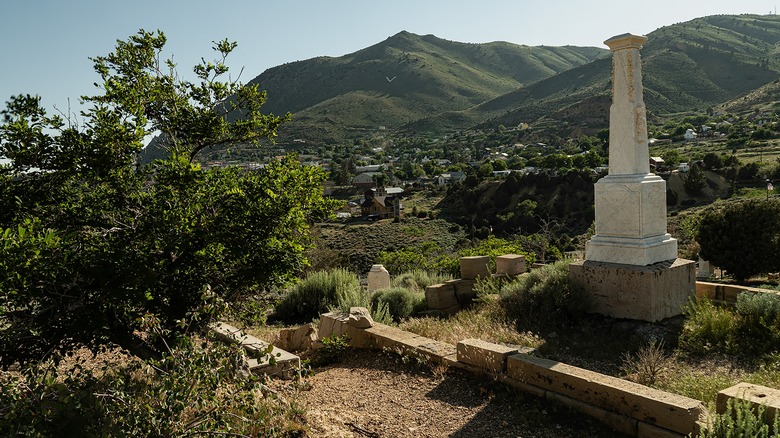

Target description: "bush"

left=500, top=260, right=590, bottom=320
left=696, top=397, right=780, bottom=438
left=391, top=270, right=453, bottom=292
left=734, top=292, right=780, bottom=354
left=678, top=298, right=738, bottom=355
left=274, top=268, right=360, bottom=321
left=371, top=287, right=426, bottom=321
left=0, top=340, right=306, bottom=436
left=697, top=199, right=780, bottom=281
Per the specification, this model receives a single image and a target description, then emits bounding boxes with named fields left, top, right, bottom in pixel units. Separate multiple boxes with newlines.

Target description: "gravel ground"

left=269, top=349, right=628, bottom=438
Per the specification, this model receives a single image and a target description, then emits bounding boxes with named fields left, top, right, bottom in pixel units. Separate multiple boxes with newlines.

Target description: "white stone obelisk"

left=585, top=34, right=677, bottom=266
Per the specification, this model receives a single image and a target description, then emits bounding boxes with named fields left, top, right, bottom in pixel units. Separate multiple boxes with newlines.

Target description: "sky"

left=0, top=0, right=777, bottom=117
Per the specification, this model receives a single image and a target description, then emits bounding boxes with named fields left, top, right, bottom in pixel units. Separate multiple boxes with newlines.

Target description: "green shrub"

left=0, top=340, right=306, bottom=436
left=391, top=270, right=453, bottom=292
left=371, top=287, right=426, bottom=321
left=678, top=298, right=738, bottom=355
left=696, top=397, right=780, bottom=438
left=312, top=335, right=349, bottom=366
left=274, top=268, right=360, bottom=321
left=499, top=260, right=590, bottom=320
left=735, top=292, right=780, bottom=354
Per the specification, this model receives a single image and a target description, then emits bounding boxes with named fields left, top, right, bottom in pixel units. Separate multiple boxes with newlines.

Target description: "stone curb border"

left=319, top=309, right=707, bottom=437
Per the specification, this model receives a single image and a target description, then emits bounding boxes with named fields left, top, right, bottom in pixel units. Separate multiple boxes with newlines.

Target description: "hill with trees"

left=246, top=31, right=607, bottom=141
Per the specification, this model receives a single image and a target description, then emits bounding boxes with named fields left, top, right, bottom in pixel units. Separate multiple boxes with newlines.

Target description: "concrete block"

left=496, top=254, right=526, bottom=276
left=364, top=323, right=423, bottom=352
left=717, top=382, right=780, bottom=424
left=568, top=258, right=696, bottom=322
left=500, top=375, right=548, bottom=398
left=460, top=256, right=491, bottom=279
left=425, top=283, right=459, bottom=310
left=457, top=338, right=521, bottom=373
left=318, top=311, right=350, bottom=339
left=546, top=391, right=638, bottom=437
left=506, top=353, right=706, bottom=435
left=447, top=279, right=476, bottom=304
left=276, top=323, right=317, bottom=351
left=210, top=322, right=300, bottom=379
left=637, top=422, right=687, bottom=438
left=695, top=281, right=718, bottom=301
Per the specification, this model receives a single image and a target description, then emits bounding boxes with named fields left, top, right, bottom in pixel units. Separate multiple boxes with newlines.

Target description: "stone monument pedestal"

left=569, top=258, right=695, bottom=322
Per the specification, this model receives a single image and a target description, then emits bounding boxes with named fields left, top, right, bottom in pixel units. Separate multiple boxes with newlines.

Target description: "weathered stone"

left=447, top=279, right=476, bottom=304
left=717, top=382, right=780, bottom=424
left=460, top=256, right=490, bottom=280
left=348, top=306, right=374, bottom=328
left=276, top=323, right=317, bottom=351
left=318, top=311, right=349, bottom=339
left=457, top=338, right=526, bottom=373
left=210, top=322, right=300, bottom=379
left=569, top=258, right=695, bottom=322
left=367, top=264, right=390, bottom=292
left=425, top=283, right=459, bottom=310
left=546, top=391, right=638, bottom=437
left=496, top=254, right=526, bottom=276
left=586, top=33, right=677, bottom=266
left=506, top=353, right=706, bottom=435
left=637, top=422, right=687, bottom=438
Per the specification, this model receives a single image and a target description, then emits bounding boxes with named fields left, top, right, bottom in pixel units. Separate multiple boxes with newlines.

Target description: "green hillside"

left=249, top=31, right=606, bottom=141
left=416, top=14, right=780, bottom=135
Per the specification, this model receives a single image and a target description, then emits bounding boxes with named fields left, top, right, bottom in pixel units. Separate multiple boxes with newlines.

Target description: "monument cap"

left=604, top=33, right=647, bottom=50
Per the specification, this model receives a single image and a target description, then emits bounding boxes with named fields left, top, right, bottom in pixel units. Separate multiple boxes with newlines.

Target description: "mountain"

left=415, top=14, right=780, bottom=134
left=248, top=31, right=607, bottom=141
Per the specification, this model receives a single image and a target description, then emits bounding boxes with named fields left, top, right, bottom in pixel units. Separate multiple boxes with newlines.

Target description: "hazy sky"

left=1, top=0, right=776, bottom=115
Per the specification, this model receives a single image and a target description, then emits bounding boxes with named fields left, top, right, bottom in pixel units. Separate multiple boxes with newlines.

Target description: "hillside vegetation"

left=249, top=31, right=606, bottom=141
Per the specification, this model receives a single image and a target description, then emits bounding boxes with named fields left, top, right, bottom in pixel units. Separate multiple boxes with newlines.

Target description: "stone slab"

left=569, top=258, right=695, bottom=322
left=637, top=422, right=687, bottom=438
left=506, top=353, right=706, bottom=435
left=276, top=323, right=317, bottom=352
left=211, top=322, right=300, bottom=379
left=717, top=382, right=780, bottom=423
left=546, top=391, right=638, bottom=437
left=447, top=279, right=476, bottom=304
left=496, top=254, right=526, bottom=276
left=460, top=256, right=490, bottom=280
left=457, top=338, right=526, bottom=373
left=425, top=283, right=459, bottom=310
left=318, top=311, right=350, bottom=339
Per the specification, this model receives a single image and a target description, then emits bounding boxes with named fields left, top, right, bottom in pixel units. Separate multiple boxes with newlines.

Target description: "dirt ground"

left=269, top=349, right=627, bottom=438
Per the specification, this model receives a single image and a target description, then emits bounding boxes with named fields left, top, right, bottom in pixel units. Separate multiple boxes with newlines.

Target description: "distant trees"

left=684, top=162, right=707, bottom=195
left=697, top=199, right=780, bottom=281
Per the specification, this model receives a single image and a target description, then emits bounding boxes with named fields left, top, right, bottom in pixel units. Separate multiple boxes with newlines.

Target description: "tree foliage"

left=697, top=199, right=780, bottom=281
left=0, top=30, right=336, bottom=363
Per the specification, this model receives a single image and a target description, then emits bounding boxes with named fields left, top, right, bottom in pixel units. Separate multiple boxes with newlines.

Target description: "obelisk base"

left=568, top=258, right=695, bottom=322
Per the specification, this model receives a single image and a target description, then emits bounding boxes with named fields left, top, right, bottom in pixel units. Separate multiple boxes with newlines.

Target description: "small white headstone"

left=367, top=264, right=390, bottom=292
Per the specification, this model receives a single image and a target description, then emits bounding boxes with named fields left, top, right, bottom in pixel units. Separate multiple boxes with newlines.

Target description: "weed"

left=621, top=340, right=672, bottom=386
left=500, top=260, right=591, bottom=321
left=311, top=335, right=349, bottom=366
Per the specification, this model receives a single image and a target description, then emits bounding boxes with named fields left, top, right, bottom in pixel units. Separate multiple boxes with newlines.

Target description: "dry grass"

left=399, top=300, right=543, bottom=349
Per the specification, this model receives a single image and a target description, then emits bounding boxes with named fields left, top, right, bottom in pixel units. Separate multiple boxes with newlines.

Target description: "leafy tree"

left=684, top=162, right=707, bottom=195
left=703, top=152, right=723, bottom=170
left=697, top=199, right=780, bottom=281
left=0, top=30, right=336, bottom=363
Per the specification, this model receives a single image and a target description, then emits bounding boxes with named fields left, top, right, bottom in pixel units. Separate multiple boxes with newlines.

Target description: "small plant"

left=695, top=397, right=780, bottom=438
left=621, top=340, right=671, bottom=386
left=312, top=335, right=349, bottom=366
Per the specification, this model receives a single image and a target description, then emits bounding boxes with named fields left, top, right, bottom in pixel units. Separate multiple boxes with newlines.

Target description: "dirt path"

left=270, top=349, right=626, bottom=437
